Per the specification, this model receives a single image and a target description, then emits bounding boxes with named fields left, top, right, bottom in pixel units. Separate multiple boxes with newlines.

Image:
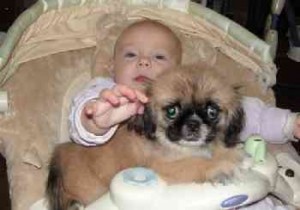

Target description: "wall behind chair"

left=0, top=0, right=37, bottom=31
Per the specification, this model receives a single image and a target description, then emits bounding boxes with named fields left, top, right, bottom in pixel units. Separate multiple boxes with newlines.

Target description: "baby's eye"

left=155, top=55, right=166, bottom=60
left=124, top=52, right=136, bottom=58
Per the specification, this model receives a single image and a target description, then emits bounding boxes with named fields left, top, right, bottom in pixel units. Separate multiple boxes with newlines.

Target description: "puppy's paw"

left=233, top=151, right=255, bottom=180
left=209, top=172, right=235, bottom=185
left=239, top=151, right=255, bottom=170
left=209, top=166, right=248, bottom=186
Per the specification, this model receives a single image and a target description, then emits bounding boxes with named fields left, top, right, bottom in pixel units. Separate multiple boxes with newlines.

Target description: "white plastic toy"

left=30, top=136, right=300, bottom=210
left=273, top=152, right=300, bottom=207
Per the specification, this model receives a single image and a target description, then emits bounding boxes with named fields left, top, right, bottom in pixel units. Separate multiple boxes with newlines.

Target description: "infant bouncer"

left=0, top=0, right=299, bottom=210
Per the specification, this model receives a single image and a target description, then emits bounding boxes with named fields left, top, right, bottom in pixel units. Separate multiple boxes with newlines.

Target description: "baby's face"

left=113, top=21, right=181, bottom=90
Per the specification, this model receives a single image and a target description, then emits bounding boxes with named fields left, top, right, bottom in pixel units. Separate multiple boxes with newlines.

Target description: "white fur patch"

left=156, top=127, right=212, bottom=159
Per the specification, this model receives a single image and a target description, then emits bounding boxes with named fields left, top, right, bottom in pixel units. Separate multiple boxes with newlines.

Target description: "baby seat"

left=0, top=0, right=296, bottom=209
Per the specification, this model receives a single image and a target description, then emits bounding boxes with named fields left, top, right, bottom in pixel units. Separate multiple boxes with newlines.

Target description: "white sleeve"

left=240, top=97, right=297, bottom=143
left=69, top=77, right=118, bottom=146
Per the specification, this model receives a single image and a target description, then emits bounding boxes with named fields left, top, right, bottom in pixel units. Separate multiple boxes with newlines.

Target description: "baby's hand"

left=82, top=84, right=148, bottom=135
left=293, top=115, right=300, bottom=140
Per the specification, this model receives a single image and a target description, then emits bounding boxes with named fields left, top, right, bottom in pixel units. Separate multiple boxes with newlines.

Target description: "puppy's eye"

left=165, top=106, right=180, bottom=119
left=206, top=105, right=219, bottom=120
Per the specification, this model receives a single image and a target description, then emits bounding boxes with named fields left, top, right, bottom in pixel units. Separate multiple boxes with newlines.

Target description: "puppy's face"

left=129, top=64, right=244, bottom=157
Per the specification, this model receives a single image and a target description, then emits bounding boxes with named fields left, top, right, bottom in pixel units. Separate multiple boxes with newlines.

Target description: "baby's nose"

left=138, top=57, right=151, bottom=69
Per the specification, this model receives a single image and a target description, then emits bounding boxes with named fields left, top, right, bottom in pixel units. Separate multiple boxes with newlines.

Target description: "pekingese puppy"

left=47, top=64, right=245, bottom=210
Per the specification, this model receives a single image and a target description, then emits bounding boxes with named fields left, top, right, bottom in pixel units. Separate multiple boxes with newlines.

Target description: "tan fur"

left=48, top=64, right=244, bottom=207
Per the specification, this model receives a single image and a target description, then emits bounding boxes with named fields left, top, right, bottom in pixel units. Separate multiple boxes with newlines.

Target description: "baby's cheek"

left=156, top=64, right=172, bottom=76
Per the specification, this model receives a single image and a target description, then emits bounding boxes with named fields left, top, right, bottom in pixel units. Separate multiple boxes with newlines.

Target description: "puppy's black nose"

left=186, top=119, right=200, bottom=132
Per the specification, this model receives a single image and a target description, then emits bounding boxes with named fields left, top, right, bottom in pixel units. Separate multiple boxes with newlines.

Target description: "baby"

left=69, top=19, right=299, bottom=209
left=70, top=20, right=182, bottom=145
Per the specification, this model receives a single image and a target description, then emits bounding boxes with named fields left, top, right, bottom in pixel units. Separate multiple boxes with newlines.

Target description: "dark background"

left=0, top=0, right=299, bottom=209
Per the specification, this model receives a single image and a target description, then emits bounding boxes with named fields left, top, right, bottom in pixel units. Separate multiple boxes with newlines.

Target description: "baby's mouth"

left=134, top=76, right=153, bottom=85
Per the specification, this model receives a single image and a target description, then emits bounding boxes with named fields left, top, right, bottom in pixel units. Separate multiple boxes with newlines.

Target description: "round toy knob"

left=122, top=167, right=157, bottom=185
left=110, top=167, right=166, bottom=210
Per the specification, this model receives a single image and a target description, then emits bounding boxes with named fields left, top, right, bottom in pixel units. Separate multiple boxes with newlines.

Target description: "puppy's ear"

left=127, top=104, right=157, bottom=140
left=224, top=106, right=244, bottom=147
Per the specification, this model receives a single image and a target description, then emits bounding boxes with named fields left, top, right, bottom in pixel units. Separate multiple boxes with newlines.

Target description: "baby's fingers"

left=293, top=115, right=300, bottom=140
left=83, top=101, right=97, bottom=118
left=114, top=85, right=148, bottom=103
left=115, top=85, right=138, bottom=101
left=100, top=85, right=148, bottom=107
left=84, top=99, right=111, bottom=118
left=100, top=85, right=137, bottom=105
left=100, top=89, right=121, bottom=106
left=134, top=89, right=148, bottom=104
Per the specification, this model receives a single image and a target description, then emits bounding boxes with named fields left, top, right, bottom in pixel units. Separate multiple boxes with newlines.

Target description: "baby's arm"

left=69, top=77, right=116, bottom=146
left=69, top=77, right=148, bottom=146
left=241, top=97, right=299, bottom=143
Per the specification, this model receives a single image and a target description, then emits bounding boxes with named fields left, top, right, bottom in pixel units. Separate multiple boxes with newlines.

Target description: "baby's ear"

left=106, top=58, right=114, bottom=77
left=127, top=104, right=157, bottom=140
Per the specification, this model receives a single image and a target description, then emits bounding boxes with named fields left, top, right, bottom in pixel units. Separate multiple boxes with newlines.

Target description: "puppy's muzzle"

left=186, top=119, right=200, bottom=133
left=182, top=118, right=202, bottom=141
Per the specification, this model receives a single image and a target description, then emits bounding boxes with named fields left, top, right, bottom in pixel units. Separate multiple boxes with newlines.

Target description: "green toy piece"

left=244, top=135, right=267, bottom=163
